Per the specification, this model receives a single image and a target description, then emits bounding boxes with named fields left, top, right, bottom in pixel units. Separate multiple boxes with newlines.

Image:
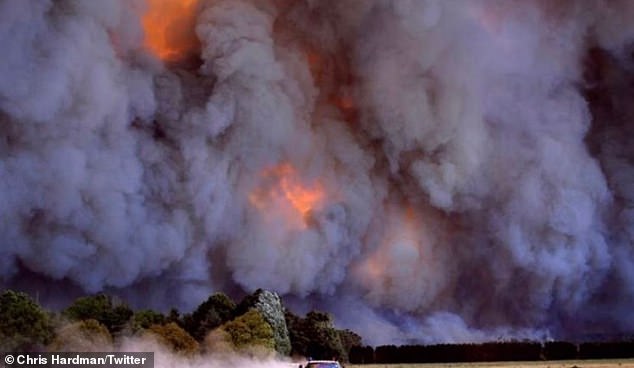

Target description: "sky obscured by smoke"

left=2, top=0, right=634, bottom=345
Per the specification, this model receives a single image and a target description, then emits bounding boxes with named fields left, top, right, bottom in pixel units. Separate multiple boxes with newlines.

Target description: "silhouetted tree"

left=579, top=341, right=634, bottom=359
left=349, top=345, right=374, bottom=364
left=338, top=329, right=363, bottom=360
left=543, top=341, right=578, bottom=360
left=166, top=308, right=182, bottom=325
left=375, top=345, right=399, bottom=363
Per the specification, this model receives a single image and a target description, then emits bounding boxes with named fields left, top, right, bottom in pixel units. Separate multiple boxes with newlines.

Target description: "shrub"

left=221, top=309, right=275, bottom=356
left=49, top=319, right=112, bottom=351
left=203, top=328, right=235, bottom=355
left=146, top=322, right=199, bottom=355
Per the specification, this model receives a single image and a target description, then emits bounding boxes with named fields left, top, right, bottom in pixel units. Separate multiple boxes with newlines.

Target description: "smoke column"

left=2, top=0, right=634, bottom=345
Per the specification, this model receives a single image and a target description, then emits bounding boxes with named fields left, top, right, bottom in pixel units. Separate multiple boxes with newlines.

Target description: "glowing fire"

left=279, top=170, right=324, bottom=216
left=142, top=0, right=199, bottom=60
left=249, top=164, right=325, bottom=226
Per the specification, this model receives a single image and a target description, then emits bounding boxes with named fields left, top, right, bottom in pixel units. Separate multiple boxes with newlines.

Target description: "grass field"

left=348, top=359, right=634, bottom=368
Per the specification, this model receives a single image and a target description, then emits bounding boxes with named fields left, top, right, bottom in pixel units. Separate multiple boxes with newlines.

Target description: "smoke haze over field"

left=2, top=0, right=634, bottom=345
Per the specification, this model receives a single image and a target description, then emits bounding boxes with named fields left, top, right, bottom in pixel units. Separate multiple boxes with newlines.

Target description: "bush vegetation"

left=146, top=322, right=199, bottom=355
left=0, top=290, right=54, bottom=351
left=49, top=319, right=112, bottom=351
left=9, top=287, right=632, bottom=363
left=63, top=294, right=132, bottom=335
left=220, top=309, right=275, bottom=356
left=0, top=288, right=362, bottom=360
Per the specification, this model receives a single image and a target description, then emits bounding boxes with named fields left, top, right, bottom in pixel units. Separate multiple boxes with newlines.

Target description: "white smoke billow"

left=2, top=0, right=634, bottom=345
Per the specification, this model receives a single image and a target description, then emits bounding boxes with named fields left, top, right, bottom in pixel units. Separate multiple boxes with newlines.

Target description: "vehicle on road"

left=300, top=360, right=343, bottom=368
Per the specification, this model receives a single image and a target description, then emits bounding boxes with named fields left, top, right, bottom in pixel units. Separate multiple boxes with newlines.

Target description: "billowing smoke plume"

left=2, top=0, right=634, bottom=345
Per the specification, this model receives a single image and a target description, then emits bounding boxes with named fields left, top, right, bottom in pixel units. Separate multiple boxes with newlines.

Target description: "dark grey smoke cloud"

left=2, top=0, right=634, bottom=345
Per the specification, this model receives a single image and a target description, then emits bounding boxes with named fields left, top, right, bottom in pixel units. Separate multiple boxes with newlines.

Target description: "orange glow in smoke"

left=279, top=169, right=324, bottom=216
left=303, top=48, right=358, bottom=124
left=332, top=94, right=359, bottom=124
left=249, top=164, right=325, bottom=226
left=357, top=204, right=425, bottom=285
left=305, top=50, right=324, bottom=79
left=333, top=95, right=355, bottom=111
left=142, top=0, right=198, bottom=60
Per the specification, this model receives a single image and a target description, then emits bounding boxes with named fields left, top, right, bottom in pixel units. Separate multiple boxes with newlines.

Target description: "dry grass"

left=349, top=359, right=634, bottom=368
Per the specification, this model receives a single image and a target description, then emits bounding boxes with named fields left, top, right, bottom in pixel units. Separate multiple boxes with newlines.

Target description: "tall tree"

left=236, top=289, right=291, bottom=355
left=184, top=292, right=236, bottom=341
left=285, top=310, right=349, bottom=361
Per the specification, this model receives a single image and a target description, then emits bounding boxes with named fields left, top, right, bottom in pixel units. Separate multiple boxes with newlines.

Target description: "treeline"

left=0, top=289, right=361, bottom=361
left=349, top=341, right=634, bottom=364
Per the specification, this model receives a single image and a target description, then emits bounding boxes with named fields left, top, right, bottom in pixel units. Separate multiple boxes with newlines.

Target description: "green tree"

left=63, top=294, right=133, bottom=335
left=286, top=310, right=310, bottom=357
left=147, top=322, right=199, bottom=355
left=338, top=329, right=363, bottom=360
left=0, top=290, right=54, bottom=351
left=184, top=292, right=236, bottom=341
left=221, top=309, right=275, bottom=353
left=131, top=309, right=166, bottom=332
left=236, top=289, right=291, bottom=355
left=285, top=310, right=348, bottom=361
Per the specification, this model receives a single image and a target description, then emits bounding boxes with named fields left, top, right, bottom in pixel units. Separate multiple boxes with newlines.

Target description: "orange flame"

left=142, top=0, right=199, bottom=60
left=249, top=164, right=325, bottom=226
left=279, top=168, right=324, bottom=217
